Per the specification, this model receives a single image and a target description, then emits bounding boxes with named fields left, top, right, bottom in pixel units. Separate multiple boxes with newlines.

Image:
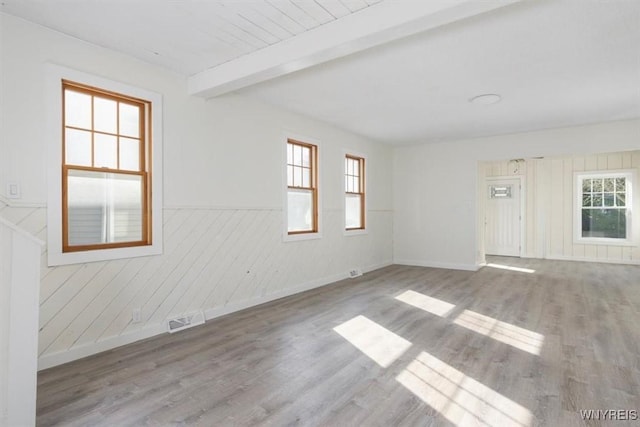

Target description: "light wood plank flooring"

left=37, top=257, right=640, bottom=426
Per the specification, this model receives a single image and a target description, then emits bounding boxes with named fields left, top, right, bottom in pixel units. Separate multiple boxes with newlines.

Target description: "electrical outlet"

left=349, top=268, right=363, bottom=278
left=132, top=308, right=142, bottom=323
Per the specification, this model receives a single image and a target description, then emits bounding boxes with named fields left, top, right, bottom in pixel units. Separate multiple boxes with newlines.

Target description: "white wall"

left=0, top=13, right=393, bottom=369
left=394, top=119, right=640, bottom=270
left=481, top=151, right=640, bottom=264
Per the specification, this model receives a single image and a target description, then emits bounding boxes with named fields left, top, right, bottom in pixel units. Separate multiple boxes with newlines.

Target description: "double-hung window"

left=286, top=139, right=318, bottom=235
left=576, top=171, right=634, bottom=244
left=62, top=80, right=152, bottom=252
left=345, top=155, right=365, bottom=230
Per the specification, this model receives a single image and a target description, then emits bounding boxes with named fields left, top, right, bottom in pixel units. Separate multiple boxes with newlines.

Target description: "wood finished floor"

left=37, top=257, right=640, bottom=426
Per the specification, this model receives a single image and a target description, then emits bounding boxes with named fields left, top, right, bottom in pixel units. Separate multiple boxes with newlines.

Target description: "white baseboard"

left=203, top=260, right=392, bottom=322
left=543, top=254, right=640, bottom=266
left=363, top=260, right=393, bottom=273
left=37, top=261, right=393, bottom=371
left=394, top=259, right=480, bottom=272
left=203, top=273, right=348, bottom=321
left=38, top=323, right=166, bottom=371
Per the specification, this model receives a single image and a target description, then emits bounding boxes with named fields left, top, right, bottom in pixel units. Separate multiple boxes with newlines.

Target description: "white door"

left=485, top=178, right=521, bottom=256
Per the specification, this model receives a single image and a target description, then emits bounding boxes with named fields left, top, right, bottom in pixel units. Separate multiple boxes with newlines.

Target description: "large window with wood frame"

left=62, top=80, right=152, bottom=252
left=286, top=139, right=318, bottom=234
left=345, top=155, right=365, bottom=230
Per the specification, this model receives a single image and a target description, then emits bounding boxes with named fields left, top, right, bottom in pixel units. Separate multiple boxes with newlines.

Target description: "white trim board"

left=540, top=255, right=640, bottom=266
left=394, top=259, right=480, bottom=272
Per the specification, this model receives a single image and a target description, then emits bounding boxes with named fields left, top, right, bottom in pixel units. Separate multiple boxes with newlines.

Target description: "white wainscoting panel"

left=0, top=201, right=392, bottom=369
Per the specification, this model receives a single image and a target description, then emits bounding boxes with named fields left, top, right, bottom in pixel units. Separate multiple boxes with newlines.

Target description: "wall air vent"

left=167, top=310, right=205, bottom=333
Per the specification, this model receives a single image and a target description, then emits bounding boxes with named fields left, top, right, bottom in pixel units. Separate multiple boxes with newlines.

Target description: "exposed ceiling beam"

left=188, top=0, right=521, bottom=98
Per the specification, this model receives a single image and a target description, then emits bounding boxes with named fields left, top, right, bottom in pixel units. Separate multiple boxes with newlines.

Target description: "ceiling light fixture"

left=469, top=94, right=502, bottom=105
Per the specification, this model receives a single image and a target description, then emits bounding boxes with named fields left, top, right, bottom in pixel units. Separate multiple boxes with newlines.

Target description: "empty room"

left=1, top=0, right=639, bottom=426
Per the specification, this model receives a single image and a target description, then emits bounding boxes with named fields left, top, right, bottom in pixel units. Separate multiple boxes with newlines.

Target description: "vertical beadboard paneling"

left=549, top=158, right=565, bottom=257
left=537, top=159, right=549, bottom=259
left=596, top=245, right=608, bottom=260
left=583, top=242, right=598, bottom=260
left=525, top=160, right=537, bottom=257
left=597, top=154, right=608, bottom=170
left=608, top=153, right=623, bottom=170
left=1, top=203, right=392, bottom=367
left=582, top=156, right=599, bottom=257
left=481, top=150, right=640, bottom=264
left=572, top=157, right=585, bottom=259
left=562, top=151, right=640, bottom=262
left=562, top=158, right=573, bottom=258
left=584, top=154, right=598, bottom=171
left=608, top=246, right=623, bottom=261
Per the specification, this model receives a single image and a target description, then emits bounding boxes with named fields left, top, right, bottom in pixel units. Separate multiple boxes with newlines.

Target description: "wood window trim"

left=287, top=138, right=318, bottom=235
left=61, top=80, right=152, bottom=253
left=345, top=154, right=365, bottom=231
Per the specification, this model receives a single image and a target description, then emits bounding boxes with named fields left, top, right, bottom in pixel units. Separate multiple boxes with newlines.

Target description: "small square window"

left=490, top=185, right=512, bottom=199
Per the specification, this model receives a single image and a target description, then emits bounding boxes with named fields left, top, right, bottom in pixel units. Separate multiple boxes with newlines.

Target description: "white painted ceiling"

left=3, top=0, right=640, bottom=144
left=1, top=0, right=382, bottom=75
left=238, top=0, right=640, bottom=144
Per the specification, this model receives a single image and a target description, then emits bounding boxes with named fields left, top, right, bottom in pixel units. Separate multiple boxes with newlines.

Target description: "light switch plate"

left=6, top=182, right=21, bottom=199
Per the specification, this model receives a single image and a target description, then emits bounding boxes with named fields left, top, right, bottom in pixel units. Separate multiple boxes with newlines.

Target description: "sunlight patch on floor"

left=486, top=263, right=536, bottom=274
left=397, top=351, right=532, bottom=427
left=453, top=310, right=544, bottom=355
left=333, top=315, right=412, bottom=368
left=395, top=290, right=455, bottom=317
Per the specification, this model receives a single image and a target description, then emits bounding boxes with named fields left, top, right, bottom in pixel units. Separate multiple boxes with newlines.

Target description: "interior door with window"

left=485, top=178, right=521, bottom=257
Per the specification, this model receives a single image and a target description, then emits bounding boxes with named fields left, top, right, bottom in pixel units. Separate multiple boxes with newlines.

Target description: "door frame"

left=484, top=175, right=526, bottom=258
